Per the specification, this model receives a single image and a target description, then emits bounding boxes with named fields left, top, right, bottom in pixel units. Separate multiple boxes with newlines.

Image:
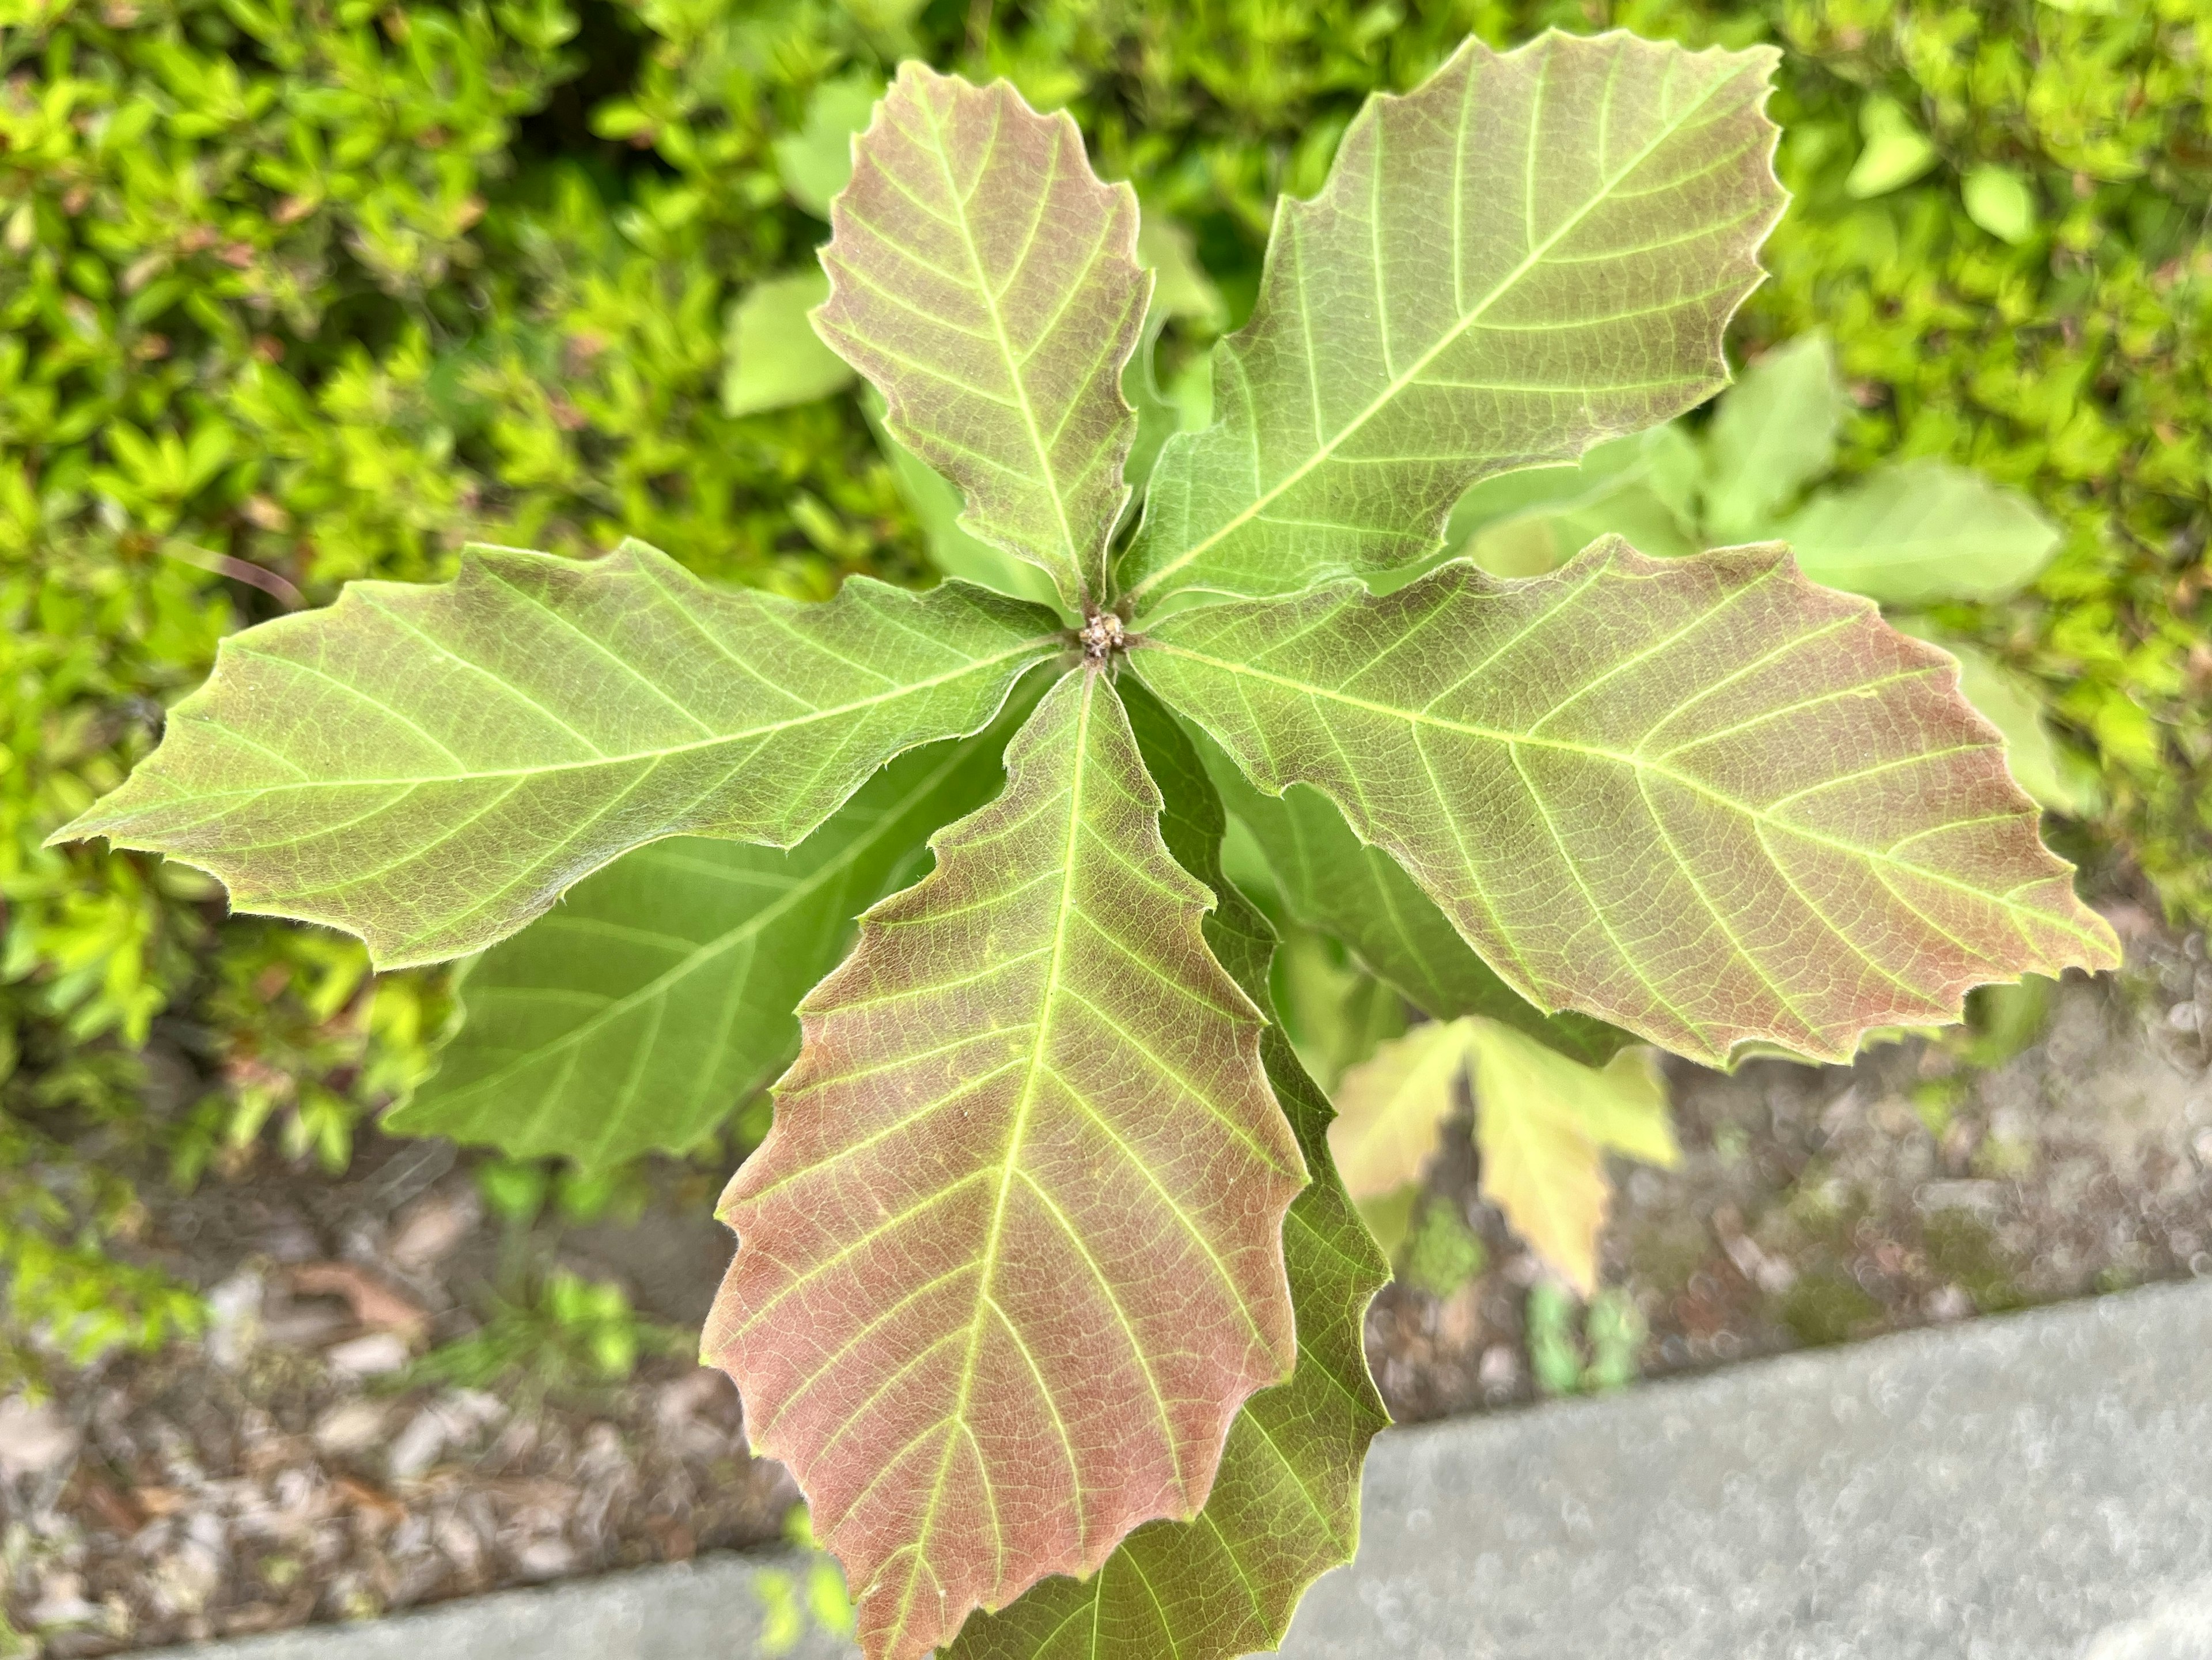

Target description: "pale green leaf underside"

left=54, top=540, right=1062, bottom=967
left=707, top=669, right=1306, bottom=1660
left=1699, top=331, right=1842, bottom=540
left=723, top=268, right=855, bottom=418
left=1136, top=538, right=2120, bottom=1068
left=947, top=675, right=1388, bottom=1660
left=1779, top=460, right=2063, bottom=605
left=816, top=63, right=1149, bottom=610
left=1198, top=731, right=1630, bottom=1067
left=387, top=705, right=1033, bottom=1169
left=1449, top=426, right=1704, bottom=576
left=1119, top=29, right=1785, bottom=608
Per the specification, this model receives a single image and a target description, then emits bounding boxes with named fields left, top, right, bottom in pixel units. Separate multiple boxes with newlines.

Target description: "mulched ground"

left=3, top=898, right=2207, bottom=1655
left=1369, top=897, right=2212, bottom=1420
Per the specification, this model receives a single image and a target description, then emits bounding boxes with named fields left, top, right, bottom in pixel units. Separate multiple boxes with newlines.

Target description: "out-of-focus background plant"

left=2, top=0, right=2206, bottom=1380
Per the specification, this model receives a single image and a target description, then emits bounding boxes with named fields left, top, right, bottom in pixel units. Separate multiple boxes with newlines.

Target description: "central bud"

left=1078, top=610, right=1126, bottom=663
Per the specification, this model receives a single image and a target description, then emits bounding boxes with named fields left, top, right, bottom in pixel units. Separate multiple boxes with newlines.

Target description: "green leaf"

left=1270, top=922, right=1408, bottom=1090
left=944, top=674, right=1388, bottom=1660
left=721, top=269, right=856, bottom=418
left=863, top=391, right=1070, bottom=615
left=1354, top=1187, right=1421, bottom=1265
left=1446, top=426, right=1705, bottom=579
left=1326, top=1016, right=1471, bottom=1201
left=1200, top=743, right=1630, bottom=1065
left=1700, top=332, right=1844, bottom=540
left=1845, top=95, right=1940, bottom=198
left=1119, top=324, right=1185, bottom=521
left=1118, top=31, right=1783, bottom=608
left=54, top=541, right=1063, bottom=968
left=1961, top=164, right=2039, bottom=244
left=1894, top=625, right=2099, bottom=816
left=816, top=65, right=1149, bottom=611
left=1778, top=460, right=2063, bottom=605
left=1134, top=538, right=2121, bottom=1067
left=1467, top=1019, right=1671, bottom=1295
left=707, top=668, right=1307, bottom=1660
left=1397, top=1196, right=1485, bottom=1298
left=777, top=72, right=882, bottom=219
left=385, top=701, right=1037, bottom=1169
left=1135, top=210, right=1225, bottom=330
left=1329, top=1015, right=1671, bottom=1296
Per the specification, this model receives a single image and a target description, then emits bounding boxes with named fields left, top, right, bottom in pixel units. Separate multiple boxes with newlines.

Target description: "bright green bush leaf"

left=1119, top=31, right=1784, bottom=607
left=815, top=65, right=1150, bottom=610
left=1845, top=95, right=1940, bottom=198
left=1700, top=332, right=1843, bottom=540
left=1399, top=1196, right=1486, bottom=1298
left=54, top=541, right=1063, bottom=967
left=1135, top=538, right=2121, bottom=1067
left=1778, top=461, right=2063, bottom=604
left=707, top=668, right=1306, bottom=1660
left=387, top=704, right=1035, bottom=1169
left=945, top=675, right=1386, bottom=1660
left=777, top=72, right=882, bottom=218
left=722, top=269, right=856, bottom=418
left=1469, top=1019, right=1671, bottom=1295
left=1961, top=164, right=2039, bottom=244
left=1202, top=746, right=1628, bottom=1064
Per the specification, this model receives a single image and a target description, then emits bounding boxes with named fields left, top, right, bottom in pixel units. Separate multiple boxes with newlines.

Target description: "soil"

left=3, top=898, right=2207, bottom=1655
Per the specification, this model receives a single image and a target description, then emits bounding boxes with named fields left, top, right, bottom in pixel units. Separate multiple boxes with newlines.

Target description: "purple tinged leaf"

left=706, top=667, right=1306, bottom=1660
left=51, top=540, right=1063, bottom=967
left=815, top=65, right=1150, bottom=612
left=1120, top=31, right=1786, bottom=608
left=1134, top=539, right=2120, bottom=1067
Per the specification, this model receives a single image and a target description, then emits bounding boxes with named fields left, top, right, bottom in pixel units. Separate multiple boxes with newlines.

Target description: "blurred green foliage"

left=2, top=0, right=2205, bottom=1368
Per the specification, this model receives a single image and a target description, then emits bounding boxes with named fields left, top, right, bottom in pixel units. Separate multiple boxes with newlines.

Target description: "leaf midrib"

left=1124, top=51, right=1756, bottom=607
left=919, top=95, right=1092, bottom=606
left=1139, top=641, right=2101, bottom=948
left=887, top=667, right=1100, bottom=1652
left=132, top=637, right=1061, bottom=807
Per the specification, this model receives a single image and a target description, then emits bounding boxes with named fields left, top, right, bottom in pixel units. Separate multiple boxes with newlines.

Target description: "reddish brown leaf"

left=706, top=668, right=1305, bottom=1660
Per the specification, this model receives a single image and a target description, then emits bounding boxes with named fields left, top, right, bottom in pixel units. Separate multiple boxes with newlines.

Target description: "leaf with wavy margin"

left=945, top=674, right=1388, bottom=1660
left=387, top=698, right=1039, bottom=1169
left=1199, top=743, right=1628, bottom=1065
left=1467, top=1019, right=1672, bottom=1295
left=815, top=63, right=1149, bottom=611
left=51, top=541, right=1063, bottom=968
left=1119, top=30, right=1783, bottom=608
left=1133, top=538, right=2120, bottom=1067
left=706, top=668, right=1306, bottom=1660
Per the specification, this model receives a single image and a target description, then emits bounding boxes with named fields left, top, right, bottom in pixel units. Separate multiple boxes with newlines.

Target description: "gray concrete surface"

left=142, top=1280, right=2212, bottom=1659
left=135, top=1551, right=850, bottom=1660
left=1281, top=1278, right=2212, bottom=1659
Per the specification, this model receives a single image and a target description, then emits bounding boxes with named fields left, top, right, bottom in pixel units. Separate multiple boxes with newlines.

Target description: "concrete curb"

left=142, top=1280, right=2212, bottom=1659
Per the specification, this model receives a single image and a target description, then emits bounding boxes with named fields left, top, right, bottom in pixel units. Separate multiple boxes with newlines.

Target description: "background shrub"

left=2, top=0, right=2205, bottom=1368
